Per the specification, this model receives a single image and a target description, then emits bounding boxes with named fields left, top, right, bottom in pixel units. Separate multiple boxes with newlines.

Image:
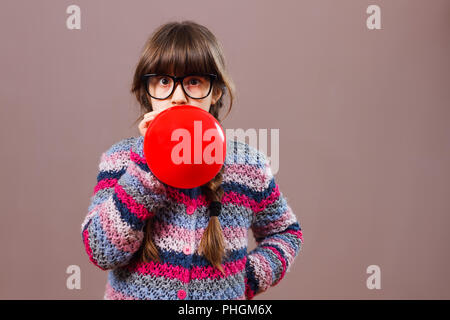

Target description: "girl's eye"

left=159, top=77, right=170, bottom=85
left=188, top=78, right=201, bottom=86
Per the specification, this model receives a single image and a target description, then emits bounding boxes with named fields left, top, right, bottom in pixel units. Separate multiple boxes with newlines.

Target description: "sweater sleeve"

left=245, top=151, right=304, bottom=300
left=81, top=136, right=167, bottom=270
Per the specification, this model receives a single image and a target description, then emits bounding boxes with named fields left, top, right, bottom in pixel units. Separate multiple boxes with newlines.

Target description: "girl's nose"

left=171, top=82, right=188, bottom=105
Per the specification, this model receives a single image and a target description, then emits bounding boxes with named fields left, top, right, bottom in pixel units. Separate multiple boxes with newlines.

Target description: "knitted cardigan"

left=81, top=135, right=303, bottom=300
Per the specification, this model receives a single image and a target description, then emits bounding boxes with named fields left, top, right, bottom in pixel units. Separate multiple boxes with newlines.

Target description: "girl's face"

left=149, top=73, right=222, bottom=113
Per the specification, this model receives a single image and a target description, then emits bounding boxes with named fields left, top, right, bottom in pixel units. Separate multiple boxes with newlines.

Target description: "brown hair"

left=130, top=20, right=236, bottom=275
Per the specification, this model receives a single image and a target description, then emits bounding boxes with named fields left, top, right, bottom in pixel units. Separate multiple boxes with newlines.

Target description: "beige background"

left=0, top=0, right=449, bottom=299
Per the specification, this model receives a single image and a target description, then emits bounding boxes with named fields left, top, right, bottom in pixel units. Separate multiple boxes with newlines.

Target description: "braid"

left=199, top=165, right=226, bottom=275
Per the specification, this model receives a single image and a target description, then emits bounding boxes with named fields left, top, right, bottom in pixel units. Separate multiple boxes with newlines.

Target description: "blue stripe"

left=135, top=160, right=150, bottom=173
left=163, top=178, right=278, bottom=203
left=286, top=221, right=301, bottom=232
left=222, top=178, right=277, bottom=202
left=157, top=246, right=247, bottom=269
left=112, top=191, right=146, bottom=231
left=97, top=168, right=127, bottom=182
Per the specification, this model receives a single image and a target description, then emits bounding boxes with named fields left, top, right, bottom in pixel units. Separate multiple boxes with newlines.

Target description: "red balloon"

left=143, top=105, right=227, bottom=189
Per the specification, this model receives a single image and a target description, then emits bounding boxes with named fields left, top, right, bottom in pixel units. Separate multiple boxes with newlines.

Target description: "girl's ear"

left=212, top=87, right=223, bottom=105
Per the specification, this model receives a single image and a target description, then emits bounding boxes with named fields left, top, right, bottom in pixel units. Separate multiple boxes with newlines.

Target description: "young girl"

left=81, top=20, right=303, bottom=300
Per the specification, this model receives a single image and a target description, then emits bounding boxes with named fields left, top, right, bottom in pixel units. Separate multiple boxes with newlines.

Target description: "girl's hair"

left=130, top=20, right=236, bottom=275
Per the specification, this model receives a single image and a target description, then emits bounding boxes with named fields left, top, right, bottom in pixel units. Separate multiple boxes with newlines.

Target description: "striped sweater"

left=81, top=135, right=303, bottom=300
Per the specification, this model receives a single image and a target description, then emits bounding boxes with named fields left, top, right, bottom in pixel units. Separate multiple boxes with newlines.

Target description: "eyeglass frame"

left=141, top=73, right=218, bottom=100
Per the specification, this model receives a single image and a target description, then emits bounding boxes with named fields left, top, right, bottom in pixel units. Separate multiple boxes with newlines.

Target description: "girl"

left=81, top=20, right=303, bottom=300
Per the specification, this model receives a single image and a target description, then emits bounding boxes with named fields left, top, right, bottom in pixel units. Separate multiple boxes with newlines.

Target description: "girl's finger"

left=144, top=116, right=155, bottom=124
left=139, top=111, right=160, bottom=136
left=139, top=116, right=155, bottom=129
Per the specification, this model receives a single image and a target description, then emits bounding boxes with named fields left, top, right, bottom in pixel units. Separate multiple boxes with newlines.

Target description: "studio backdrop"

left=0, top=0, right=449, bottom=299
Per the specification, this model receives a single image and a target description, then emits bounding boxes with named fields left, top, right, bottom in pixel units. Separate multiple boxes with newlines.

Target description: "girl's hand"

left=138, top=111, right=161, bottom=136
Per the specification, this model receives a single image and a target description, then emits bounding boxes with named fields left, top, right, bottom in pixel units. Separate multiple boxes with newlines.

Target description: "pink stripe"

left=114, top=183, right=153, bottom=221
left=250, top=252, right=273, bottom=290
left=190, top=257, right=246, bottom=280
left=257, top=184, right=280, bottom=212
left=93, top=178, right=117, bottom=195
left=130, top=149, right=145, bottom=164
left=98, top=198, right=143, bottom=253
left=165, top=186, right=208, bottom=208
left=82, top=225, right=105, bottom=271
left=128, top=257, right=246, bottom=283
left=128, top=260, right=190, bottom=283
left=245, top=277, right=255, bottom=300
left=262, top=245, right=286, bottom=286
left=263, top=237, right=296, bottom=260
left=222, top=184, right=280, bottom=214
left=286, top=229, right=303, bottom=243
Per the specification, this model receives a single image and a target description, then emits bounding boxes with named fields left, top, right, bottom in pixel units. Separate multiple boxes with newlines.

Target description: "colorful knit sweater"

left=81, top=135, right=303, bottom=300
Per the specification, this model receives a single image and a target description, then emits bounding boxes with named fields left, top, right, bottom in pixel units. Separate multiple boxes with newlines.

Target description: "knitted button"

left=177, top=289, right=186, bottom=300
left=186, top=205, right=195, bottom=215
left=183, top=246, right=191, bottom=255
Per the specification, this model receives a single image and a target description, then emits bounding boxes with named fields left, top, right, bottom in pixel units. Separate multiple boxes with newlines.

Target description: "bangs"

left=147, top=27, right=217, bottom=76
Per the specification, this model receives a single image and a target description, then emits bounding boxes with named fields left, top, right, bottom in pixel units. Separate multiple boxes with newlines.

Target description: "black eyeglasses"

left=141, top=73, right=217, bottom=100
